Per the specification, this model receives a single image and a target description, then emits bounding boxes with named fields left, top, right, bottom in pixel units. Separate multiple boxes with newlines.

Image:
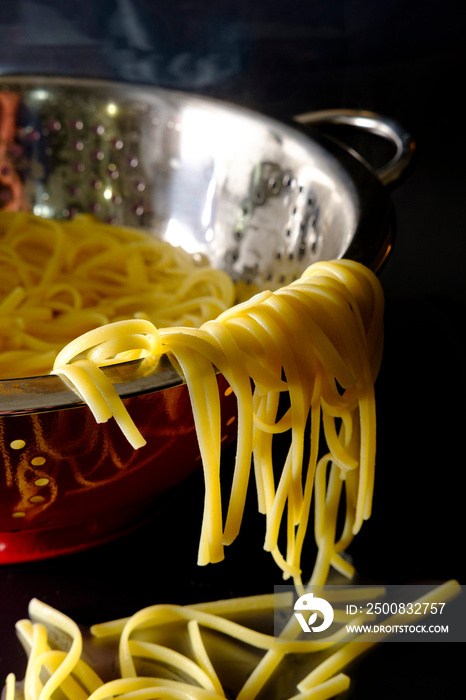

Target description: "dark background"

left=1, top=1, right=465, bottom=697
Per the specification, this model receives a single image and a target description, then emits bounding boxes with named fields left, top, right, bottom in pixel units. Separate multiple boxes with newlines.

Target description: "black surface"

left=1, top=1, right=466, bottom=698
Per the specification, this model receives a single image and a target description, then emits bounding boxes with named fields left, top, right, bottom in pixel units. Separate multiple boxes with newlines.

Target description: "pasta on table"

left=4, top=582, right=460, bottom=700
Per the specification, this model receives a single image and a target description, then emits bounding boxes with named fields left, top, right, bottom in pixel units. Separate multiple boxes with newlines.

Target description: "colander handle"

left=293, top=108, right=415, bottom=186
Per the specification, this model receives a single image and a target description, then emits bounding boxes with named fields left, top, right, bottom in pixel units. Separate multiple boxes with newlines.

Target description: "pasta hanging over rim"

left=52, top=258, right=384, bottom=588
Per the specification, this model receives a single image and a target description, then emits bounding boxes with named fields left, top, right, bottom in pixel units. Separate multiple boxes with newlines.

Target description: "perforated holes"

left=10, top=439, right=26, bottom=450
left=282, top=172, right=293, bottom=189
left=253, top=189, right=266, bottom=205
left=268, top=177, right=280, bottom=195
left=29, top=496, right=46, bottom=504
left=31, top=456, right=46, bottom=467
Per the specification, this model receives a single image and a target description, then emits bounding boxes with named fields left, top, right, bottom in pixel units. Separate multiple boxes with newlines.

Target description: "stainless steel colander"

left=0, top=76, right=414, bottom=562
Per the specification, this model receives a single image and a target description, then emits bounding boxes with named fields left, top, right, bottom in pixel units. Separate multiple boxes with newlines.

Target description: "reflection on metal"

left=0, top=373, right=238, bottom=564
left=0, top=77, right=364, bottom=277
left=0, top=91, right=25, bottom=210
left=230, top=161, right=323, bottom=290
left=0, top=76, right=404, bottom=413
left=236, top=161, right=286, bottom=228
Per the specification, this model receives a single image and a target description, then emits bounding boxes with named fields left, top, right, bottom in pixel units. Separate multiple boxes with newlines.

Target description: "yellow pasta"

left=5, top=583, right=460, bottom=700
left=287, top=674, right=351, bottom=700
left=2, top=219, right=389, bottom=697
left=2, top=595, right=357, bottom=700
left=1, top=212, right=382, bottom=585
left=0, top=212, right=235, bottom=379
left=52, top=258, right=383, bottom=587
left=4, top=674, right=16, bottom=700
left=187, top=620, right=224, bottom=697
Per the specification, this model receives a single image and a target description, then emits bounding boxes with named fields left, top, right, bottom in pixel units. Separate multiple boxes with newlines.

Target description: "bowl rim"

left=0, top=76, right=394, bottom=414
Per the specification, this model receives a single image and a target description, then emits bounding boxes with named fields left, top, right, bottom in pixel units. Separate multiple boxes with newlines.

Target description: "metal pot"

left=0, top=77, right=414, bottom=563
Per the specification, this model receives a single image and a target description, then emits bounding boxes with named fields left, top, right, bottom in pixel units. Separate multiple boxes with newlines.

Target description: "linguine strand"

left=51, top=258, right=383, bottom=588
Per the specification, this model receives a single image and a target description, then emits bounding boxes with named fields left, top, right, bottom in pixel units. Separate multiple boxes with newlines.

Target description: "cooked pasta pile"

left=4, top=239, right=439, bottom=700
left=52, top=258, right=384, bottom=587
left=5, top=583, right=460, bottom=700
left=0, top=212, right=235, bottom=379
